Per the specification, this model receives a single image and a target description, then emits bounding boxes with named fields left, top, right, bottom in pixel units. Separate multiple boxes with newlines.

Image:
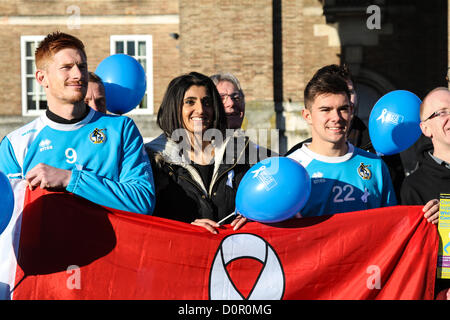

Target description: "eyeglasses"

left=220, top=93, right=242, bottom=103
left=424, top=109, right=450, bottom=121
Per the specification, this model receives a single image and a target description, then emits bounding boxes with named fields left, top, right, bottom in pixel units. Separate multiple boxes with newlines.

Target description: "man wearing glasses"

left=400, top=87, right=450, bottom=299
left=401, top=87, right=450, bottom=218
left=210, top=72, right=245, bottom=130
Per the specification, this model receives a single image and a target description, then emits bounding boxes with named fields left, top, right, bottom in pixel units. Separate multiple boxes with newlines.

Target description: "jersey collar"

left=41, top=108, right=96, bottom=131
left=301, top=142, right=355, bottom=163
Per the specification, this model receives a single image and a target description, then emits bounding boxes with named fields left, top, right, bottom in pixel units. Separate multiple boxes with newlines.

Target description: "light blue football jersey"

left=288, top=143, right=397, bottom=217
left=0, top=108, right=155, bottom=215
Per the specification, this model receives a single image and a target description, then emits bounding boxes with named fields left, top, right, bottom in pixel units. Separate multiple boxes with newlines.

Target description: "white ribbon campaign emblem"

left=251, top=166, right=266, bottom=178
left=376, top=108, right=404, bottom=125
left=250, top=166, right=277, bottom=191
left=226, top=170, right=234, bottom=188
left=209, top=233, right=285, bottom=300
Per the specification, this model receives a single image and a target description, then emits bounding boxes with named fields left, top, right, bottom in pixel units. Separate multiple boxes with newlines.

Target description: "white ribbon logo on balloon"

left=376, top=108, right=404, bottom=125
left=250, top=166, right=278, bottom=191
left=209, top=233, right=285, bottom=300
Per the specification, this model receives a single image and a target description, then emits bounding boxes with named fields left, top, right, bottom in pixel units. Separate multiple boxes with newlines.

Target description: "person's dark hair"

left=304, top=72, right=351, bottom=109
left=157, top=72, right=227, bottom=137
left=88, top=71, right=103, bottom=85
left=313, top=64, right=353, bottom=83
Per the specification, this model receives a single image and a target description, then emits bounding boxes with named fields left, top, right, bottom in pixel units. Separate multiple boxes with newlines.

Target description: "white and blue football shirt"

left=0, top=108, right=155, bottom=215
left=288, top=143, right=397, bottom=217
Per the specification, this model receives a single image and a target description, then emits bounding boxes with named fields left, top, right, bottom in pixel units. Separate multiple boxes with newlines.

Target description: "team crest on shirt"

left=89, top=128, right=106, bottom=144
left=357, top=162, right=372, bottom=180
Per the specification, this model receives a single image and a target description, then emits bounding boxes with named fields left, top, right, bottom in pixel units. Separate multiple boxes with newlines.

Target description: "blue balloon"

left=235, top=157, right=311, bottom=223
left=0, top=171, right=14, bottom=235
left=95, top=54, right=147, bottom=114
left=368, top=90, right=422, bottom=155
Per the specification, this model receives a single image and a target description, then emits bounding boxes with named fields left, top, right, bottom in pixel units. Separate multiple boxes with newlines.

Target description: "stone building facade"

left=0, top=0, right=448, bottom=155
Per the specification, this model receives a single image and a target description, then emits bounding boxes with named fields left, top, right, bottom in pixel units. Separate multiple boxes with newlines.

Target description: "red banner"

left=11, top=188, right=438, bottom=300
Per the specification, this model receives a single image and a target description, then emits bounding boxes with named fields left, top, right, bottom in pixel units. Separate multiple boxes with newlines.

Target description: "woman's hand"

left=191, top=218, right=220, bottom=234
left=191, top=214, right=248, bottom=234
left=230, top=214, right=247, bottom=231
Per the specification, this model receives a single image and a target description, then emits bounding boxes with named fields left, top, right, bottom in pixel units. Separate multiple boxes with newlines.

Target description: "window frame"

left=109, top=35, right=154, bottom=115
left=20, top=35, right=46, bottom=116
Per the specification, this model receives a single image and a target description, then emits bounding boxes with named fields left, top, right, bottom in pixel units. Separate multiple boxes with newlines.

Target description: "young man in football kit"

left=0, top=31, right=155, bottom=215
left=288, top=71, right=396, bottom=217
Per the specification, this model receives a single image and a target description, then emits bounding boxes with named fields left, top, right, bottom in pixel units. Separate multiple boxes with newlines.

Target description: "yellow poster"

left=438, top=193, right=450, bottom=279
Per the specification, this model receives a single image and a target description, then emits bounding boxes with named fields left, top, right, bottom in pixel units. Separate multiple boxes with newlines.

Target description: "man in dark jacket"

left=400, top=87, right=450, bottom=299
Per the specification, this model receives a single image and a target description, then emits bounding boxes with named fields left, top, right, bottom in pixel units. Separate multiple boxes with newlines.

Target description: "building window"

left=21, top=35, right=45, bottom=115
left=110, top=35, right=154, bottom=114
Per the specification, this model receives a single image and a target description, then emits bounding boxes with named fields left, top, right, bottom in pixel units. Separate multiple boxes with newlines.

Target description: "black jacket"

left=400, top=143, right=450, bottom=205
left=400, top=140, right=450, bottom=296
left=145, top=131, right=272, bottom=224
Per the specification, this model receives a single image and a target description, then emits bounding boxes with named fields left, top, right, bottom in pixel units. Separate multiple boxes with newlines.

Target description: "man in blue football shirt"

left=0, top=31, right=155, bottom=215
left=288, top=70, right=396, bottom=217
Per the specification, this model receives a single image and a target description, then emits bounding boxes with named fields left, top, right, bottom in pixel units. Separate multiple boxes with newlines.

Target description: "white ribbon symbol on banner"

left=209, top=233, right=285, bottom=300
